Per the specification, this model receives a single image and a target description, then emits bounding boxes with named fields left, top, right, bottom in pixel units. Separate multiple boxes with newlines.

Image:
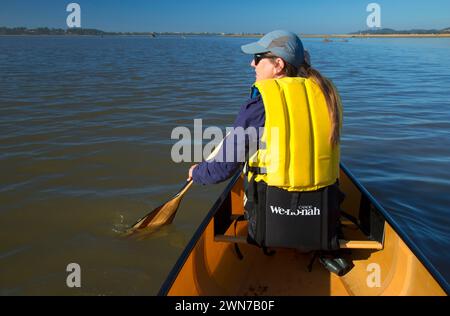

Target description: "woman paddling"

left=188, top=30, right=343, bottom=252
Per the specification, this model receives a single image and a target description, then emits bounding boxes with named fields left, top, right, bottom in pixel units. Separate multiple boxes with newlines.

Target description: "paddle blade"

left=123, top=180, right=193, bottom=237
left=133, top=196, right=182, bottom=230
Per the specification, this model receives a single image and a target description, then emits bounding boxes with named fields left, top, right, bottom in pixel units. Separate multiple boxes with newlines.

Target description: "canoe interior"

left=160, top=166, right=447, bottom=296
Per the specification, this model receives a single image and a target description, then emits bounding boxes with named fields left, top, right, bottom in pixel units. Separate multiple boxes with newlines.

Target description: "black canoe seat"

left=213, top=188, right=385, bottom=251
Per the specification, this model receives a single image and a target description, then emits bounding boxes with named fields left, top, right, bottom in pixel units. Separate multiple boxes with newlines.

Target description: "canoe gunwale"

left=340, top=164, right=449, bottom=294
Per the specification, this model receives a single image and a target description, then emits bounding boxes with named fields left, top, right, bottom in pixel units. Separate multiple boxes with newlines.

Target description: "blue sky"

left=1, top=0, right=449, bottom=33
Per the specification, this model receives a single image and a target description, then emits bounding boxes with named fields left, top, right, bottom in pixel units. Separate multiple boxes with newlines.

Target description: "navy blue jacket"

left=192, top=88, right=265, bottom=184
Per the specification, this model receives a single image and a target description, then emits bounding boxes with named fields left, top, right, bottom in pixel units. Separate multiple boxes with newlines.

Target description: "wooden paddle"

left=129, top=180, right=193, bottom=231
left=124, top=132, right=230, bottom=236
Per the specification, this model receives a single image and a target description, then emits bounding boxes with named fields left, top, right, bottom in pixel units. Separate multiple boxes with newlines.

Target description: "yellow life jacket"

left=248, top=77, right=342, bottom=192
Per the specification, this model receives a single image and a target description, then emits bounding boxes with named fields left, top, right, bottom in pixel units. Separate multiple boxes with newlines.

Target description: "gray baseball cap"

left=241, top=30, right=305, bottom=68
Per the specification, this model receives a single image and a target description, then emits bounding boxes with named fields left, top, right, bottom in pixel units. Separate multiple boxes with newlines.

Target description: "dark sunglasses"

left=254, top=53, right=277, bottom=65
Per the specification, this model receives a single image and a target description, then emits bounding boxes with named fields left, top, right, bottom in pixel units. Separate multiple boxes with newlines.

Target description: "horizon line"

left=1, top=25, right=450, bottom=35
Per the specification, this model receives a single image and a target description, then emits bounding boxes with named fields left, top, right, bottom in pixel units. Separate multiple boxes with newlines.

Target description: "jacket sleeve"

left=192, top=95, right=265, bottom=185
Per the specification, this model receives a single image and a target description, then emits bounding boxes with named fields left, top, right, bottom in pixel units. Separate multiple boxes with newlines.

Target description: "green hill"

left=351, top=27, right=450, bottom=35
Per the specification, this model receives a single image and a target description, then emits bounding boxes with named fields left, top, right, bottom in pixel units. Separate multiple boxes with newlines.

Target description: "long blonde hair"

left=283, top=61, right=341, bottom=146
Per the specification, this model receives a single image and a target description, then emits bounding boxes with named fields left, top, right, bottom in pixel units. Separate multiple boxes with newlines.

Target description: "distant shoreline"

left=1, top=26, right=450, bottom=38
left=1, top=34, right=450, bottom=38
left=226, top=33, right=450, bottom=38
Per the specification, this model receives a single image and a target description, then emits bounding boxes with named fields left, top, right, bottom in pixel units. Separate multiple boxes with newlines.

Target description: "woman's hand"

left=188, top=164, right=198, bottom=181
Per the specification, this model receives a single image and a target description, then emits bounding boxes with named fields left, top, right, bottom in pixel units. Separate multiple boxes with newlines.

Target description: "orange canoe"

left=159, top=164, right=448, bottom=296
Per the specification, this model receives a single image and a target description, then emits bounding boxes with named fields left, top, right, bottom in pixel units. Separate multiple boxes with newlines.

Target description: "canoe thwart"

left=338, top=240, right=383, bottom=250
left=214, top=234, right=248, bottom=244
left=214, top=235, right=383, bottom=250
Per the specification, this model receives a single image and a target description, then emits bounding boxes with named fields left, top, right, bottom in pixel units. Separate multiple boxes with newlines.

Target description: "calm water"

left=0, top=35, right=449, bottom=295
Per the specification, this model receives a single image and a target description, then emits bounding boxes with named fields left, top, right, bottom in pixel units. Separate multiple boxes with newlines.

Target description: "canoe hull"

left=160, top=165, right=447, bottom=296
